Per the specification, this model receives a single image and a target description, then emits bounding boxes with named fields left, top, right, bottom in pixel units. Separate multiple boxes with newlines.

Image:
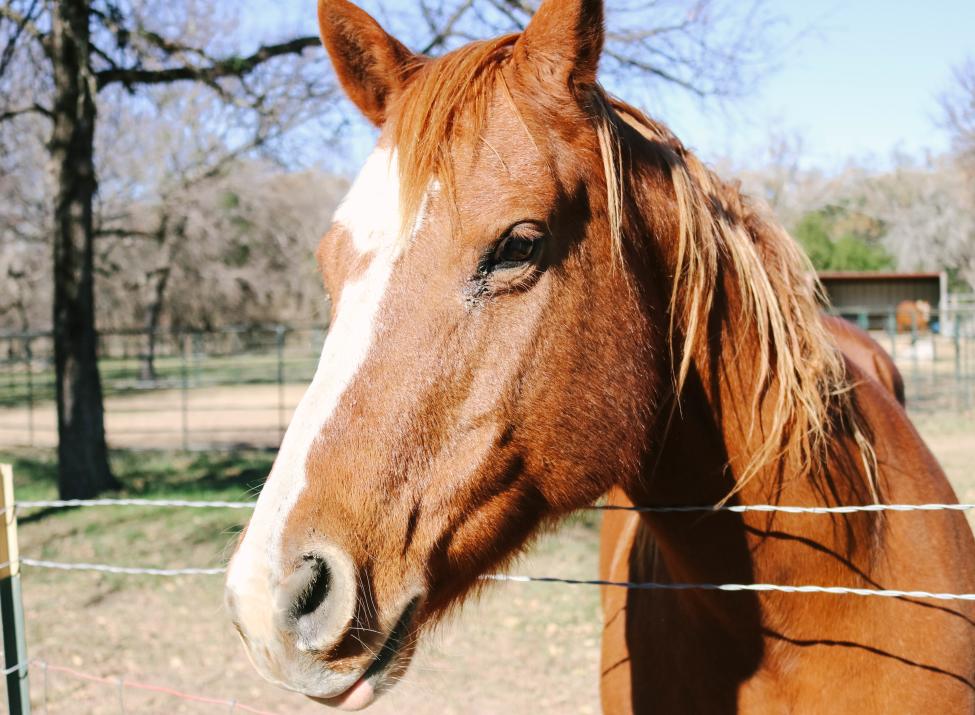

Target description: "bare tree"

left=0, top=0, right=328, bottom=498
left=860, top=157, right=975, bottom=290
left=0, top=109, right=50, bottom=332
left=91, top=81, right=344, bottom=379
left=395, top=0, right=783, bottom=99
left=941, top=57, right=975, bottom=176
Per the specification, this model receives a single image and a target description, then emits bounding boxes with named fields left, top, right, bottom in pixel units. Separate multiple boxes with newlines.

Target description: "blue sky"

left=251, top=1, right=974, bottom=172
left=664, top=0, right=975, bottom=169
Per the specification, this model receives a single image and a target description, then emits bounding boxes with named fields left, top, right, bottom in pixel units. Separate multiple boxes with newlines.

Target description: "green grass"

left=0, top=352, right=322, bottom=408
left=0, top=447, right=273, bottom=502
left=0, top=448, right=274, bottom=586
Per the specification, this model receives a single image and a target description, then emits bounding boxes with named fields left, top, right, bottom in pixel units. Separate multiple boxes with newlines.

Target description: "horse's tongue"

left=326, top=677, right=376, bottom=711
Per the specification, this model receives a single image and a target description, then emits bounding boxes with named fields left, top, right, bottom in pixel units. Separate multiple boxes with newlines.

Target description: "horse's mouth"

left=312, top=597, right=420, bottom=710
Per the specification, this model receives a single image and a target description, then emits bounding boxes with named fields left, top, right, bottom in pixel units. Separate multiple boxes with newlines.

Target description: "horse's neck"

left=622, top=332, right=883, bottom=593
left=621, top=177, right=879, bottom=587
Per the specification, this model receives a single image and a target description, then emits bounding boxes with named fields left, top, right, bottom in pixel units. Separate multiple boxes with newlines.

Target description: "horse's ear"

left=318, top=0, right=419, bottom=126
left=514, top=0, right=604, bottom=92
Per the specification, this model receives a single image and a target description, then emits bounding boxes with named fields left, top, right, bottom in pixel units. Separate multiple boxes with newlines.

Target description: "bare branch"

left=0, top=102, right=52, bottom=122
left=0, top=2, right=48, bottom=45
left=420, top=0, right=477, bottom=54
left=603, top=48, right=707, bottom=98
left=95, top=36, right=321, bottom=90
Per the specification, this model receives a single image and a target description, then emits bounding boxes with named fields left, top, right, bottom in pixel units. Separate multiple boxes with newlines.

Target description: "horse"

left=897, top=299, right=932, bottom=334
left=823, top=314, right=905, bottom=406
left=225, top=1, right=975, bottom=711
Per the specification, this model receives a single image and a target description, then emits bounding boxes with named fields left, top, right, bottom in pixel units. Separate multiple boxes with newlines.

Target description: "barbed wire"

left=5, top=557, right=975, bottom=601
left=5, top=498, right=256, bottom=514
left=6, top=498, right=975, bottom=516
left=18, top=558, right=228, bottom=577
left=595, top=503, right=975, bottom=514
left=0, top=658, right=274, bottom=714
left=481, top=574, right=975, bottom=601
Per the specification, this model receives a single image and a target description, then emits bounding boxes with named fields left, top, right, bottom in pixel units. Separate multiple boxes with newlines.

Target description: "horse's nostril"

left=271, top=544, right=356, bottom=653
left=293, top=555, right=332, bottom=620
left=286, top=551, right=350, bottom=652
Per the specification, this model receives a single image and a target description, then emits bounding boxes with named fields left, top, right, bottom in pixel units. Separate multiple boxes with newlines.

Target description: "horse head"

left=226, top=0, right=659, bottom=708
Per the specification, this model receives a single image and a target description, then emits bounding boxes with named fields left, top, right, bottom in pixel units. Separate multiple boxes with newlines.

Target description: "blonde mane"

left=389, top=41, right=876, bottom=499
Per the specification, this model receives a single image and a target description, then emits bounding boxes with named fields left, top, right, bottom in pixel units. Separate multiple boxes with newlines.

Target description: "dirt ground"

left=15, top=512, right=604, bottom=714
left=1, top=413, right=973, bottom=713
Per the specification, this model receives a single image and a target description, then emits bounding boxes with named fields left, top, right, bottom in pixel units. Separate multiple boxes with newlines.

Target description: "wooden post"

left=0, top=464, right=31, bottom=714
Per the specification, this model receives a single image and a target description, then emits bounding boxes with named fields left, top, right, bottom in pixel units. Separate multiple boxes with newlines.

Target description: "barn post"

left=0, top=464, right=31, bottom=714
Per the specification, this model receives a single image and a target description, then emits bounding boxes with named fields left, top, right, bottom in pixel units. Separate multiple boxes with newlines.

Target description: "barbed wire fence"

left=4, top=477, right=975, bottom=713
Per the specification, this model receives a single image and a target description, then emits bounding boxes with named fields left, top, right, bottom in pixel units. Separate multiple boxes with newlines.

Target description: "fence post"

left=0, top=464, right=31, bottom=714
left=276, top=326, right=286, bottom=442
left=24, top=338, right=34, bottom=449
left=180, top=334, right=190, bottom=451
left=886, top=312, right=897, bottom=361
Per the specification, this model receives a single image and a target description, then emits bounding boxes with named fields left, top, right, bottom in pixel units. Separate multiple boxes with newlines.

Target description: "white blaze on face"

left=227, top=146, right=408, bottom=614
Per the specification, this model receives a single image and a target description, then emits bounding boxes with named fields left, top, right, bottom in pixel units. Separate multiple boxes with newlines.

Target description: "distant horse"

left=823, top=314, right=905, bottom=406
left=226, top=1, right=975, bottom=712
left=896, top=299, right=932, bottom=334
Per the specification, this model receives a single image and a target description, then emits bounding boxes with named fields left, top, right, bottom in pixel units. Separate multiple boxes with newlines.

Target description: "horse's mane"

left=604, top=99, right=876, bottom=496
left=390, top=39, right=876, bottom=499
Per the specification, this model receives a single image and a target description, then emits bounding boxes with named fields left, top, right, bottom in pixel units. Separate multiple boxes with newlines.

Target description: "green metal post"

left=887, top=312, right=897, bottom=361
left=180, top=334, right=190, bottom=451
left=955, top=315, right=963, bottom=412
left=24, top=338, right=34, bottom=448
left=276, top=326, right=286, bottom=443
left=0, top=464, right=31, bottom=714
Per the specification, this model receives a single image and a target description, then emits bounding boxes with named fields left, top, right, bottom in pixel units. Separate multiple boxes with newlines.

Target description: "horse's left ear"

left=514, top=0, right=604, bottom=91
left=318, top=0, right=420, bottom=126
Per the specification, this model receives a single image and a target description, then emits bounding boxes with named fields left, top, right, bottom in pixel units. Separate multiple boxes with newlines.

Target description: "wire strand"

left=18, top=558, right=227, bottom=577
left=4, top=660, right=277, bottom=715
left=6, top=499, right=975, bottom=516
left=481, top=574, right=975, bottom=601
left=8, top=557, right=975, bottom=601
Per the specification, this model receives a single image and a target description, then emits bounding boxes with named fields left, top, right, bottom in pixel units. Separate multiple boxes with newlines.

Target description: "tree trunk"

left=50, top=0, right=119, bottom=498
left=140, top=265, right=171, bottom=382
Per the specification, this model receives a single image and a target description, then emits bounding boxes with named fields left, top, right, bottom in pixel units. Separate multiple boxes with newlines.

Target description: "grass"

left=0, top=352, right=322, bottom=408
left=1, top=447, right=273, bottom=503
left=0, top=448, right=273, bottom=595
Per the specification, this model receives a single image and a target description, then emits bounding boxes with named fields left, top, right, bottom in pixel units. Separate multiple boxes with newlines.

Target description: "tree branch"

left=603, top=48, right=707, bottom=98
left=420, top=0, right=477, bottom=55
left=0, top=3, right=47, bottom=44
left=94, top=227, right=161, bottom=240
left=0, top=102, right=53, bottom=122
left=95, top=36, right=321, bottom=90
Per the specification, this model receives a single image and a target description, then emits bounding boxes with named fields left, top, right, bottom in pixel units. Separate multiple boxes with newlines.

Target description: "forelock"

left=389, top=35, right=519, bottom=241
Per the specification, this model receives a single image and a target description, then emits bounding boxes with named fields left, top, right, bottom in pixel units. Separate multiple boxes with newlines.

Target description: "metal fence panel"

left=0, top=312, right=972, bottom=451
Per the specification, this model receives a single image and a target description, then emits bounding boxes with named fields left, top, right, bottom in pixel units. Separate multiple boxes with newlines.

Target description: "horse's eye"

left=492, top=224, right=543, bottom=266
